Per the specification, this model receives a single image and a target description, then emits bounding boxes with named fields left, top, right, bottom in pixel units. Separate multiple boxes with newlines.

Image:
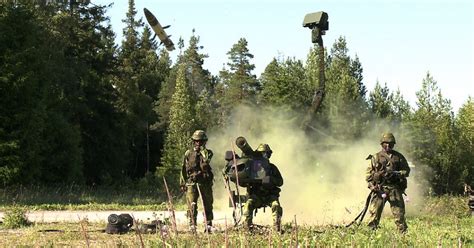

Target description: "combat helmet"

left=191, top=130, right=208, bottom=141
left=256, top=144, right=273, bottom=158
left=256, top=143, right=272, bottom=153
left=380, top=132, right=396, bottom=144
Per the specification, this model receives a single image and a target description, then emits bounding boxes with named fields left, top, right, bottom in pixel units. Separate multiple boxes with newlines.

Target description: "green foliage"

left=369, top=82, right=393, bottom=119
left=260, top=57, right=311, bottom=112
left=0, top=184, right=173, bottom=211
left=216, top=38, right=259, bottom=126
left=180, top=31, right=217, bottom=130
left=0, top=3, right=84, bottom=184
left=305, top=45, right=325, bottom=91
left=368, top=82, right=411, bottom=132
left=115, top=0, right=170, bottom=179
left=50, top=3, right=130, bottom=185
left=321, top=36, right=368, bottom=140
left=423, top=195, right=471, bottom=218
left=2, top=206, right=30, bottom=229
left=406, top=73, right=459, bottom=194
left=0, top=2, right=472, bottom=196
left=159, top=64, right=195, bottom=179
left=455, top=97, right=474, bottom=186
left=0, top=137, right=21, bottom=186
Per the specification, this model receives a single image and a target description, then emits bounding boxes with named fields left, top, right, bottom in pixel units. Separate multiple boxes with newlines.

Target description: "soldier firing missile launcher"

left=143, top=8, right=175, bottom=51
left=223, top=137, right=272, bottom=187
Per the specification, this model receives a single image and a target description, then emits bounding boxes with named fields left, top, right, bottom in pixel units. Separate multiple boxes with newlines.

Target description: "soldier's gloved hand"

left=369, top=185, right=376, bottom=192
left=180, top=184, right=187, bottom=192
left=191, top=171, right=202, bottom=180
left=369, top=184, right=380, bottom=192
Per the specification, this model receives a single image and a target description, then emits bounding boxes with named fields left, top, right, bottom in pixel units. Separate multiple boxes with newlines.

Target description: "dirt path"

left=0, top=210, right=238, bottom=225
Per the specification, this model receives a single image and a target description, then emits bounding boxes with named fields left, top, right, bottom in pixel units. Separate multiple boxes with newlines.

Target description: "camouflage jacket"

left=247, top=163, right=283, bottom=197
left=366, top=150, right=410, bottom=189
left=180, top=147, right=214, bottom=185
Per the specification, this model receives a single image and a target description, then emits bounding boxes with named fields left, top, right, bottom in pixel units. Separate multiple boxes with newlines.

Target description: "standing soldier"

left=242, top=144, right=283, bottom=232
left=180, top=130, right=214, bottom=232
left=366, top=133, right=410, bottom=233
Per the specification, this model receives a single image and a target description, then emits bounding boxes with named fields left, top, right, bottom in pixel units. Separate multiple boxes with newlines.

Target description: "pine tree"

left=406, top=72, right=458, bottom=194
left=259, top=57, right=310, bottom=112
left=351, top=55, right=367, bottom=98
left=135, top=26, right=170, bottom=175
left=216, top=38, right=258, bottom=126
left=49, top=2, right=132, bottom=185
left=154, top=57, right=176, bottom=131
left=322, top=36, right=368, bottom=140
left=182, top=30, right=216, bottom=130
left=159, top=63, right=195, bottom=182
left=368, top=82, right=411, bottom=131
left=0, top=3, right=85, bottom=184
left=116, top=0, right=170, bottom=178
left=183, top=30, right=212, bottom=96
left=456, top=97, right=474, bottom=188
left=369, top=81, right=393, bottom=119
left=391, top=88, right=411, bottom=123
left=305, top=45, right=325, bottom=93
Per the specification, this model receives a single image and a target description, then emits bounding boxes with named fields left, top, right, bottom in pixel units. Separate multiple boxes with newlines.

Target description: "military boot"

left=205, top=221, right=213, bottom=233
left=188, top=217, right=197, bottom=233
left=367, top=222, right=378, bottom=231
left=397, top=222, right=408, bottom=234
left=243, top=219, right=253, bottom=232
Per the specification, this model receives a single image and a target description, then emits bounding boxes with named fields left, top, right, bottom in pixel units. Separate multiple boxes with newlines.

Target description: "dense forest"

left=0, top=1, right=472, bottom=195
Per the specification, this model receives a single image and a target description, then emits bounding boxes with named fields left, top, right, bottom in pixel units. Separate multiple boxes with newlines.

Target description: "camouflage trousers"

left=186, top=183, right=213, bottom=226
left=243, top=194, right=282, bottom=231
left=367, top=186, right=407, bottom=232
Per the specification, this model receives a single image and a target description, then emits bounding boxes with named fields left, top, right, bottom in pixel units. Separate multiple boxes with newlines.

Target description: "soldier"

left=366, top=133, right=410, bottom=233
left=464, top=184, right=474, bottom=216
left=180, top=130, right=214, bottom=232
left=242, top=144, right=284, bottom=232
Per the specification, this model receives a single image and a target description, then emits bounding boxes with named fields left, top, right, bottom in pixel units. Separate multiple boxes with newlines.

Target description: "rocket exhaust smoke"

left=207, top=105, right=425, bottom=226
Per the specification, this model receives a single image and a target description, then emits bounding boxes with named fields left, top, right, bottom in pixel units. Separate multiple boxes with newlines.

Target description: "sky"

left=94, top=0, right=473, bottom=112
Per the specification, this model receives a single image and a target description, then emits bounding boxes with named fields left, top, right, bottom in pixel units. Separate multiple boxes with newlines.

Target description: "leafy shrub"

left=2, top=206, right=30, bottom=229
left=423, top=195, right=470, bottom=217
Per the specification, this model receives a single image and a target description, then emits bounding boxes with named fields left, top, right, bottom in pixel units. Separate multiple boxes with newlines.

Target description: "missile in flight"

left=144, top=8, right=175, bottom=51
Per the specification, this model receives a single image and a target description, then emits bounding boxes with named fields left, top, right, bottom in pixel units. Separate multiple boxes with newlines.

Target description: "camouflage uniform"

left=180, top=130, right=214, bottom=229
left=242, top=144, right=283, bottom=232
left=366, top=133, right=410, bottom=233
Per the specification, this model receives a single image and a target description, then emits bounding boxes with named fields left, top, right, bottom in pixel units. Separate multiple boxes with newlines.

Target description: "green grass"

left=2, top=205, right=30, bottom=229
left=0, top=184, right=187, bottom=211
left=1, top=186, right=472, bottom=246
left=0, top=214, right=472, bottom=247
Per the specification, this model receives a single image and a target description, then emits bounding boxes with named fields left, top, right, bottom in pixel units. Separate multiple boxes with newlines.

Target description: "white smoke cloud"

left=206, top=105, right=425, bottom=225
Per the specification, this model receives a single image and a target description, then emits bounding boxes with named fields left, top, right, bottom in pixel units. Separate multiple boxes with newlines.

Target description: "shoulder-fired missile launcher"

left=223, top=137, right=271, bottom=187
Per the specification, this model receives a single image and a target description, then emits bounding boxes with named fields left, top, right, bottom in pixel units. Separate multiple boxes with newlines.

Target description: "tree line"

left=0, top=1, right=472, bottom=194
